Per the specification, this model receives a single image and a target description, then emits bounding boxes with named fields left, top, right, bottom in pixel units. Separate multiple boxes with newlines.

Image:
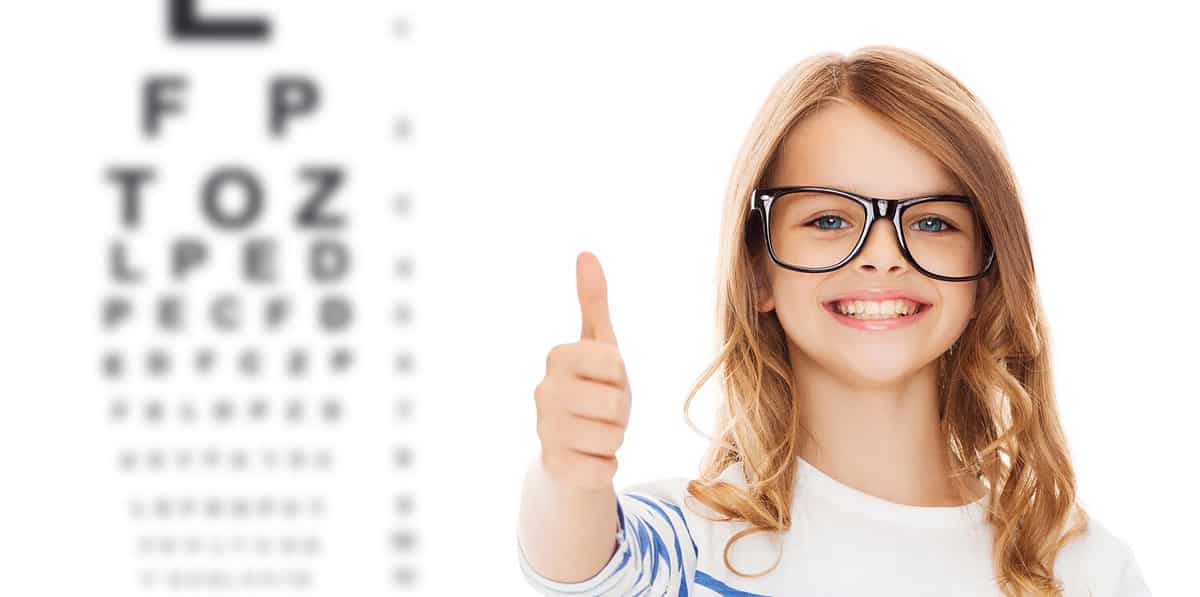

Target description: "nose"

left=852, top=218, right=908, bottom=274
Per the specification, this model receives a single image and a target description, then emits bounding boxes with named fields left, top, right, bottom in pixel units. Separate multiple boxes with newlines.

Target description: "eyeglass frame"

left=749, top=185, right=997, bottom=282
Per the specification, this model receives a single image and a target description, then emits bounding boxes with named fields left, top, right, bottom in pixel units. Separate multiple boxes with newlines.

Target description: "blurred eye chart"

left=2, top=2, right=427, bottom=594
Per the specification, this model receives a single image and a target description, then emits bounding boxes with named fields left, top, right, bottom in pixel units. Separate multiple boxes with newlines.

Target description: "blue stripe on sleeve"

left=660, top=499, right=699, bottom=558
left=518, top=487, right=698, bottom=596
left=628, top=494, right=691, bottom=597
left=694, top=570, right=772, bottom=597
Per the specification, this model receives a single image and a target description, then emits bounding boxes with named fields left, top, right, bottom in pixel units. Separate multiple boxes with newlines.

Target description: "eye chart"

left=92, top=2, right=421, bottom=594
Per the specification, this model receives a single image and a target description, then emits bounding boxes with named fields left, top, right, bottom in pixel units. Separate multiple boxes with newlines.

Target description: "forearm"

left=517, top=453, right=619, bottom=583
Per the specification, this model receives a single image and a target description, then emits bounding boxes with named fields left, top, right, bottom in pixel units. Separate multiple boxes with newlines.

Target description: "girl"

left=516, top=45, right=1150, bottom=596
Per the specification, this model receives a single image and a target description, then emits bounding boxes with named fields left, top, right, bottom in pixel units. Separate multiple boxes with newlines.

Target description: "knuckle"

left=592, top=421, right=625, bottom=455
left=533, top=378, right=554, bottom=404
left=593, top=344, right=622, bottom=380
left=598, top=427, right=620, bottom=453
left=546, top=342, right=569, bottom=371
left=611, top=424, right=627, bottom=449
left=602, top=390, right=624, bottom=422
left=588, top=424, right=609, bottom=453
left=612, top=405, right=628, bottom=428
left=610, top=350, right=628, bottom=383
left=604, top=343, right=622, bottom=367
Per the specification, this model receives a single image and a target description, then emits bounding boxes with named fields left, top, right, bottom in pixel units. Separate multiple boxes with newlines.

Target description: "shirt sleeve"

left=1111, top=540, right=1152, bottom=597
left=517, top=485, right=698, bottom=596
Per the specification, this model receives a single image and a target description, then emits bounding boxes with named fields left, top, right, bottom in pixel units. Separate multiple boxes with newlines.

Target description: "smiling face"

left=755, top=100, right=989, bottom=387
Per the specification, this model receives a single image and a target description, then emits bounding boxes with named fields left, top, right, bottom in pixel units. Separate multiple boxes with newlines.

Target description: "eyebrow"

left=812, top=184, right=966, bottom=199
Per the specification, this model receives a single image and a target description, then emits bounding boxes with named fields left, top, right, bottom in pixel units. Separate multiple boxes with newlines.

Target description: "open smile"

left=821, top=299, right=932, bottom=331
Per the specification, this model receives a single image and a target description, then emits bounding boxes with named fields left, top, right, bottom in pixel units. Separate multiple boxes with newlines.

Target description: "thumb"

left=576, top=251, right=618, bottom=347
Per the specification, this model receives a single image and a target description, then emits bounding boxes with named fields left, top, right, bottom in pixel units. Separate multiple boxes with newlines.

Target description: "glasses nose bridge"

left=865, top=195, right=900, bottom=219
left=858, top=196, right=905, bottom=254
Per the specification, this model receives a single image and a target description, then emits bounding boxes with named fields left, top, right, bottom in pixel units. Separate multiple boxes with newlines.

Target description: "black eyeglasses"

left=749, top=186, right=996, bottom=282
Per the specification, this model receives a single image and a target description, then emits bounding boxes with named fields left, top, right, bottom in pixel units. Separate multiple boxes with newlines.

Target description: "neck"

left=790, top=347, right=986, bottom=507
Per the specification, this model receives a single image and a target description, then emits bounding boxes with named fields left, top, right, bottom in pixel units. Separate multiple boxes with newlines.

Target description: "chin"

left=841, top=361, right=926, bottom=386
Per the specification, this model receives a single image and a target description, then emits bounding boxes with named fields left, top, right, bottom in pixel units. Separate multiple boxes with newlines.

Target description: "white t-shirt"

left=517, top=455, right=1151, bottom=596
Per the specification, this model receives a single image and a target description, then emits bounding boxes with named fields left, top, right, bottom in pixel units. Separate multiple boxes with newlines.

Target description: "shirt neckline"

left=794, top=455, right=989, bottom=529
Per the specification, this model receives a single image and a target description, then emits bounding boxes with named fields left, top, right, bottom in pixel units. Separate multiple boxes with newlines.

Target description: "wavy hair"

left=680, top=45, right=1088, bottom=597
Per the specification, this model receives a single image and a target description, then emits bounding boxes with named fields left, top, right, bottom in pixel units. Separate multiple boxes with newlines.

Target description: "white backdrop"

left=0, top=1, right=1193, bottom=595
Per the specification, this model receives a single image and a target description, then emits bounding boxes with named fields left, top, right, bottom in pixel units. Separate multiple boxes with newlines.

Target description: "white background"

left=0, top=1, right=1194, bottom=595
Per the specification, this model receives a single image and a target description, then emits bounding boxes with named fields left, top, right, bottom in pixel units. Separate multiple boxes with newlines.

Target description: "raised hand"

left=533, top=251, right=632, bottom=491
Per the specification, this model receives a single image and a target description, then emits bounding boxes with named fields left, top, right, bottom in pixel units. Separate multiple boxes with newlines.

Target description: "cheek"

left=923, top=284, right=979, bottom=347
left=766, top=276, right=825, bottom=329
left=938, top=284, right=977, bottom=321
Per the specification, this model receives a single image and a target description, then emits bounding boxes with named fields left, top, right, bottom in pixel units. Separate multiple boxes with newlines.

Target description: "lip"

left=822, top=299, right=932, bottom=331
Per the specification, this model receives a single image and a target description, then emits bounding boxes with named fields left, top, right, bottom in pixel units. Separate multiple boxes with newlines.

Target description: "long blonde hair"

left=681, top=45, right=1088, bottom=596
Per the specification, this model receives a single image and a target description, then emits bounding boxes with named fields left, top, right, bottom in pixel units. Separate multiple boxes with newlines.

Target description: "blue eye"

left=811, top=215, right=849, bottom=230
left=911, top=217, right=954, bottom=233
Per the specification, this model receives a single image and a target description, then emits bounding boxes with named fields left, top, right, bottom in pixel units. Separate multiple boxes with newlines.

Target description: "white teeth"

left=833, top=299, right=922, bottom=319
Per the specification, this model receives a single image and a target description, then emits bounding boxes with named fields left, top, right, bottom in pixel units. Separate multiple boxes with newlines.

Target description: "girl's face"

left=756, top=101, right=988, bottom=386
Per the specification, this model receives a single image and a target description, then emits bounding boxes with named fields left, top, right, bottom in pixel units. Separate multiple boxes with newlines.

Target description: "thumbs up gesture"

left=534, top=251, right=632, bottom=491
